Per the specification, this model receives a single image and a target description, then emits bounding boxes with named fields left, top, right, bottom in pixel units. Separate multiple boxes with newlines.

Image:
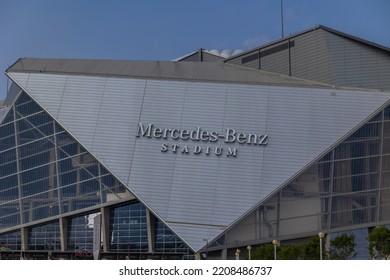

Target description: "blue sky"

left=1, top=0, right=389, bottom=100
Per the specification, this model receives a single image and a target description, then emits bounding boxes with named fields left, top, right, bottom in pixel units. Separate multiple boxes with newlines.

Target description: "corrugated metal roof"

left=7, top=58, right=335, bottom=89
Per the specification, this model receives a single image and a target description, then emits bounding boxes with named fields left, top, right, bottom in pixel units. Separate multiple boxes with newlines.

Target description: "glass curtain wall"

left=109, top=202, right=148, bottom=253
left=109, top=202, right=193, bottom=257
left=260, top=110, right=387, bottom=238
left=0, top=92, right=193, bottom=258
left=0, top=92, right=130, bottom=229
left=0, top=231, right=21, bottom=251
left=225, top=106, right=390, bottom=250
left=28, top=222, right=61, bottom=251
left=154, top=220, right=193, bottom=256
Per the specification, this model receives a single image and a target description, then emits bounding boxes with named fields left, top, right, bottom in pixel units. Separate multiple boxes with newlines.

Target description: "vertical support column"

left=377, top=110, right=385, bottom=222
left=275, top=192, right=281, bottom=238
left=221, top=248, right=228, bottom=260
left=20, top=227, right=28, bottom=258
left=255, top=208, right=260, bottom=239
left=76, top=144, right=81, bottom=197
left=13, top=107, right=24, bottom=224
left=327, top=150, right=335, bottom=230
left=59, top=217, right=68, bottom=252
left=48, top=149, right=55, bottom=199
left=53, top=122, right=63, bottom=214
left=146, top=209, right=154, bottom=253
left=98, top=164, right=105, bottom=204
left=101, top=207, right=110, bottom=253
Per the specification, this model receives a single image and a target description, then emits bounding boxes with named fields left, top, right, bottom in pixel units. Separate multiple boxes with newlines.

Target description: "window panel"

left=0, top=205, right=20, bottom=228
left=333, top=173, right=379, bottom=193
left=0, top=148, right=16, bottom=166
left=154, top=220, right=189, bottom=253
left=28, top=222, right=61, bottom=251
left=68, top=214, right=99, bottom=251
left=0, top=161, right=17, bottom=177
left=19, top=138, right=54, bottom=158
left=15, top=100, right=42, bottom=119
left=0, top=135, right=16, bottom=152
left=0, top=92, right=132, bottom=232
left=20, top=150, right=52, bottom=171
left=0, top=122, right=15, bottom=138
left=346, top=122, right=381, bottom=141
left=109, top=202, right=148, bottom=253
left=0, top=231, right=21, bottom=251
left=0, top=179, right=19, bottom=198
left=383, top=121, right=390, bottom=137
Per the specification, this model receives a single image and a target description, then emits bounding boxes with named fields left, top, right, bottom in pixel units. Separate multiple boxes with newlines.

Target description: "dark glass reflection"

left=109, top=202, right=148, bottom=253
left=0, top=92, right=130, bottom=228
left=28, top=222, right=61, bottom=251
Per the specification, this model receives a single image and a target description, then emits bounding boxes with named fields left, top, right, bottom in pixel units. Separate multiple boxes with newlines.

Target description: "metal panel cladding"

left=8, top=71, right=390, bottom=252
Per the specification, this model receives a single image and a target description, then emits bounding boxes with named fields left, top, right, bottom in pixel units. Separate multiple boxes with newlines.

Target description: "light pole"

left=246, top=245, right=252, bottom=260
left=318, top=232, right=325, bottom=260
left=272, top=240, right=278, bottom=260
left=235, top=248, right=241, bottom=260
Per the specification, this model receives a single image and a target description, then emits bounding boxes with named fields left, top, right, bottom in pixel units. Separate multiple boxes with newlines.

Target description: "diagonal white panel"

left=91, top=77, right=145, bottom=185
left=57, top=75, right=106, bottom=148
left=127, top=83, right=390, bottom=252
left=9, top=71, right=390, bottom=252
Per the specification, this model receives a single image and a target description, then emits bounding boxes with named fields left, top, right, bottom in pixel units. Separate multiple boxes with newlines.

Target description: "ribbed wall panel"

left=261, top=47, right=289, bottom=76
left=230, top=28, right=390, bottom=90
left=8, top=72, right=29, bottom=88
left=244, top=54, right=259, bottom=69
left=127, top=80, right=188, bottom=218
left=9, top=72, right=390, bottom=252
left=378, top=60, right=390, bottom=90
left=324, top=31, right=390, bottom=90
left=202, top=52, right=224, bottom=62
left=57, top=76, right=106, bottom=148
left=23, top=73, right=67, bottom=118
left=290, top=29, right=335, bottom=85
left=260, top=86, right=389, bottom=200
left=227, top=55, right=244, bottom=65
left=91, top=77, right=146, bottom=184
left=179, top=52, right=199, bottom=62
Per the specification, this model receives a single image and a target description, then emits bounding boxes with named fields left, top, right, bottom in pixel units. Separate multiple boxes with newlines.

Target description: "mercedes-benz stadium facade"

left=1, top=25, right=390, bottom=260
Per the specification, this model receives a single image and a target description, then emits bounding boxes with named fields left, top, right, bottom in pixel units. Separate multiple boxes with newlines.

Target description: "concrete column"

left=20, top=227, right=28, bottom=251
left=101, top=207, right=110, bottom=252
left=221, top=248, right=228, bottom=260
left=59, top=217, right=68, bottom=251
left=146, top=209, right=154, bottom=253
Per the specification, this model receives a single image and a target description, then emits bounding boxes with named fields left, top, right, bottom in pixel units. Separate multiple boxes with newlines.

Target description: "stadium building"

left=1, top=25, right=390, bottom=260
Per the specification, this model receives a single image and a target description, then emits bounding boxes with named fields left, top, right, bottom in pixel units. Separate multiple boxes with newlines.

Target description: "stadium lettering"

left=136, top=123, right=267, bottom=158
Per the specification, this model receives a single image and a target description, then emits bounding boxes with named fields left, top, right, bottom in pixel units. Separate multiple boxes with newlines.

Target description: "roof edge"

left=6, top=58, right=339, bottom=89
